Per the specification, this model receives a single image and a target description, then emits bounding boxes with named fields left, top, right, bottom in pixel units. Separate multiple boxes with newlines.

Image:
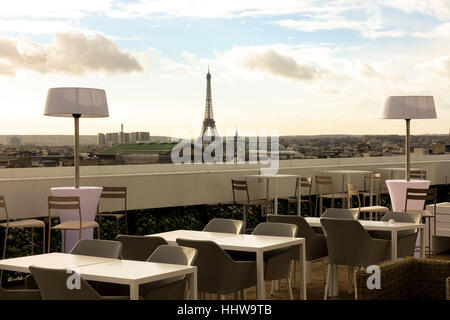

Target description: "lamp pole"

left=405, top=119, right=410, bottom=181
left=73, top=114, right=81, bottom=188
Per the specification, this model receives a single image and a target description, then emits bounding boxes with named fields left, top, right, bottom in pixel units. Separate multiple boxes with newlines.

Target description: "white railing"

left=0, top=154, right=449, bottom=219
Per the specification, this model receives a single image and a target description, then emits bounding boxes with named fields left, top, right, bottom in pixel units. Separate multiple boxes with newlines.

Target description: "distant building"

left=119, top=132, right=130, bottom=143
left=97, top=133, right=106, bottom=146
left=432, top=143, right=445, bottom=154
left=106, top=133, right=119, bottom=146
left=130, top=132, right=150, bottom=143
left=8, top=136, right=22, bottom=147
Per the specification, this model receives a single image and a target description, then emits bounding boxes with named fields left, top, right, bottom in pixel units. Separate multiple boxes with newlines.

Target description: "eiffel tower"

left=200, top=67, right=219, bottom=139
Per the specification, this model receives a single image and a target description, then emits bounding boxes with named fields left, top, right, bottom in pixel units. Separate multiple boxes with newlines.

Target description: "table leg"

left=188, top=270, right=198, bottom=300
left=420, top=227, right=425, bottom=258
left=391, top=230, right=398, bottom=260
left=256, top=250, right=266, bottom=300
left=299, top=243, right=307, bottom=300
left=130, top=282, right=139, bottom=300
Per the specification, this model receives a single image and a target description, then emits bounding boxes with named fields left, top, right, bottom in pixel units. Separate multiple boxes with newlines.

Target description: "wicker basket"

left=356, top=257, right=450, bottom=300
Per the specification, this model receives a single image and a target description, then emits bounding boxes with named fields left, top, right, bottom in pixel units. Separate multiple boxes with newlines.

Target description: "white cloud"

left=380, top=0, right=450, bottom=20
left=413, top=22, right=450, bottom=39
left=0, top=33, right=142, bottom=76
left=416, top=56, right=450, bottom=78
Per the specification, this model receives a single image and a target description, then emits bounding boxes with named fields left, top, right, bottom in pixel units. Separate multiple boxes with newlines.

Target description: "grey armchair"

left=116, top=235, right=168, bottom=261
left=203, top=218, right=243, bottom=234
left=320, top=218, right=389, bottom=299
left=176, top=238, right=256, bottom=299
left=267, top=214, right=327, bottom=283
left=140, top=245, right=198, bottom=300
left=370, top=212, right=419, bottom=259
left=69, top=239, right=122, bottom=258
left=29, top=266, right=128, bottom=300
left=252, top=222, right=298, bottom=299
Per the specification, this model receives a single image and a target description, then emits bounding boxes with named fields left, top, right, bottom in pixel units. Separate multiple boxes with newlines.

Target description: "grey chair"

left=69, top=239, right=122, bottom=258
left=320, top=218, right=389, bottom=299
left=203, top=218, right=243, bottom=234
left=321, top=208, right=358, bottom=220
left=140, top=245, right=198, bottom=300
left=252, top=222, right=298, bottom=299
left=25, top=239, right=122, bottom=290
left=29, top=266, right=128, bottom=300
left=0, top=285, right=41, bottom=300
left=117, top=235, right=168, bottom=261
left=266, top=215, right=327, bottom=283
left=176, top=238, right=256, bottom=299
left=370, top=212, right=419, bottom=259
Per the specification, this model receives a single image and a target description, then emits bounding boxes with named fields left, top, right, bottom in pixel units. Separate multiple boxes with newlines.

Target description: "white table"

left=77, top=259, right=197, bottom=300
left=321, top=170, right=374, bottom=206
left=0, top=253, right=197, bottom=301
left=245, top=174, right=299, bottom=214
left=385, top=179, right=431, bottom=211
left=153, top=229, right=306, bottom=300
left=51, top=186, right=103, bottom=253
left=378, top=167, right=422, bottom=180
left=305, top=217, right=425, bottom=297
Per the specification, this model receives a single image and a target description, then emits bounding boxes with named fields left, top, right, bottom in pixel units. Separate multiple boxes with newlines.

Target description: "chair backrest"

left=203, top=218, right=243, bottom=234
left=363, top=173, right=381, bottom=193
left=320, top=218, right=376, bottom=266
left=252, top=222, right=297, bottom=237
left=231, top=179, right=250, bottom=204
left=69, top=239, right=122, bottom=259
left=97, top=187, right=127, bottom=214
left=0, top=195, right=9, bottom=222
left=147, top=244, right=197, bottom=266
left=321, top=208, right=358, bottom=220
left=315, top=176, right=334, bottom=195
left=266, top=214, right=317, bottom=242
left=176, top=238, right=235, bottom=292
left=116, top=235, right=168, bottom=261
left=377, top=211, right=419, bottom=238
left=410, top=170, right=426, bottom=180
left=346, top=184, right=362, bottom=209
left=48, top=196, right=82, bottom=225
left=29, top=266, right=101, bottom=300
left=404, top=188, right=437, bottom=211
left=295, top=177, right=312, bottom=198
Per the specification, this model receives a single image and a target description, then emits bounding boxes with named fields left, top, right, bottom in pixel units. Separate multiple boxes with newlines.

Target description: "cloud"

left=413, top=22, right=450, bottom=39
left=0, top=32, right=142, bottom=76
left=237, top=48, right=323, bottom=81
left=416, top=56, right=450, bottom=78
left=380, top=0, right=450, bottom=20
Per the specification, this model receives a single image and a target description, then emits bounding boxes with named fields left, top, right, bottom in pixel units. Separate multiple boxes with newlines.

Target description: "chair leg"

left=287, top=278, right=294, bottom=300
left=322, top=258, right=326, bottom=283
left=347, top=266, right=353, bottom=295
left=31, top=227, right=34, bottom=255
left=315, top=196, right=318, bottom=217
left=97, top=227, right=101, bottom=239
left=116, top=217, right=119, bottom=235
left=324, top=264, right=331, bottom=300
left=1, top=227, right=8, bottom=284
left=125, top=213, right=128, bottom=235
left=243, top=206, right=247, bottom=233
left=270, top=281, right=275, bottom=296
left=42, top=226, right=45, bottom=254
left=47, top=227, right=51, bottom=253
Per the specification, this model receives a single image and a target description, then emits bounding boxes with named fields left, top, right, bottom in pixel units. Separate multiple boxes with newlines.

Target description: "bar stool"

left=360, top=173, right=382, bottom=206
left=279, top=177, right=313, bottom=216
left=347, top=184, right=389, bottom=220
left=315, top=176, right=347, bottom=217
left=96, top=187, right=128, bottom=235
left=231, top=179, right=273, bottom=233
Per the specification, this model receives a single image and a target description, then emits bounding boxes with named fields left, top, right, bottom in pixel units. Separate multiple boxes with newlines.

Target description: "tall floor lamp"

left=380, top=96, right=436, bottom=181
left=44, top=88, right=109, bottom=188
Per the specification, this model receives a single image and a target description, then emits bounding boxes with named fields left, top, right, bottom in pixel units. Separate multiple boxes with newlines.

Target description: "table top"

left=0, top=253, right=115, bottom=273
left=321, top=170, right=373, bottom=174
left=51, top=186, right=103, bottom=191
left=385, top=179, right=431, bottom=184
left=305, top=217, right=425, bottom=231
left=153, top=230, right=304, bottom=252
left=379, top=168, right=422, bottom=172
left=77, top=260, right=196, bottom=285
left=245, top=174, right=299, bottom=179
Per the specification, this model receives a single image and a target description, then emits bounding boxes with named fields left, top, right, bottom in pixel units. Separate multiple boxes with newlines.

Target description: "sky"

left=0, top=0, right=449, bottom=138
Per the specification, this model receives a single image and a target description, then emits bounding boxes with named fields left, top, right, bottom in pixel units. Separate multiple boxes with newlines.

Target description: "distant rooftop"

left=99, top=143, right=177, bottom=155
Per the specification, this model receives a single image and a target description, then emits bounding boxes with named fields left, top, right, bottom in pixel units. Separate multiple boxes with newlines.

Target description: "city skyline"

left=1, top=1, right=449, bottom=137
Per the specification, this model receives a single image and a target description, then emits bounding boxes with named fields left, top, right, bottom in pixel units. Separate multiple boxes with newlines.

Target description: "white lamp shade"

left=44, top=87, right=109, bottom=118
left=380, top=96, right=436, bottom=119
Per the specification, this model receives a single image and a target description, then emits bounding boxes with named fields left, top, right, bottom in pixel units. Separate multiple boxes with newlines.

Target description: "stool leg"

left=116, top=217, right=119, bottom=236
left=97, top=227, right=101, bottom=239
left=1, top=227, right=8, bottom=284
left=63, top=230, right=67, bottom=253
left=42, top=226, right=45, bottom=254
